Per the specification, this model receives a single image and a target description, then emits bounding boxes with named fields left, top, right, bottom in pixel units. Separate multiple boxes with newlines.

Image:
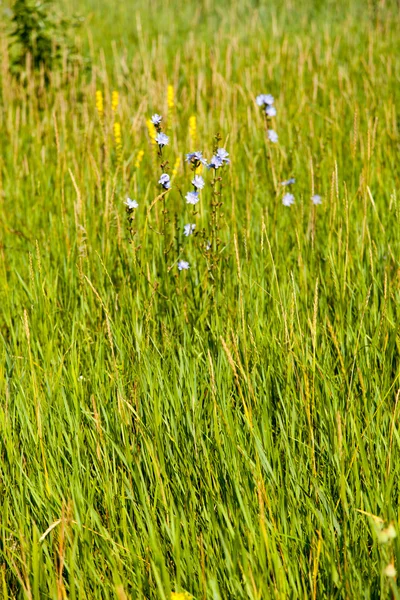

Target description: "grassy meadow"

left=1, top=0, right=400, bottom=597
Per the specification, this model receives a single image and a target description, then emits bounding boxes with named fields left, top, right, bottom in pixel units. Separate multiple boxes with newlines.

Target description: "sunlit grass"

left=0, top=0, right=400, bottom=597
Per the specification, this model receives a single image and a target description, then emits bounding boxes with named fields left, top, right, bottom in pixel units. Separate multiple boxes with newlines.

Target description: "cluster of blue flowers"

left=183, top=146, right=230, bottom=266
left=181, top=148, right=228, bottom=267
left=126, top=102, right=323, bottom=273
left=256, top=93, right=278, bottom=144
left=151, top=113, right=170, bottom=149
left=130, top=115, right=232, bottom=271
left=280, top=178, right=322, bottom=207
left=257, top=94, right=323, bottom=207
left=185, top=148, right=230, bottom=171
left=185, top=157, right=209, bottom=207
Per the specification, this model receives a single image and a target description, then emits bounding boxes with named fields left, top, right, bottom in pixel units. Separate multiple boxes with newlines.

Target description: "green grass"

left=0, top=0, right=400, bottom=597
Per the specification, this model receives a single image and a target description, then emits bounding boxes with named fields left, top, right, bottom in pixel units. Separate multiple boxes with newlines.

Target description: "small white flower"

left=125, top=197, right=138, bottom=209
left=206, top=241, right=211, bottom=251
left=186, top=191, right=200, bottom=205
left=178, top=260, right=190, bottom=271
left=151, top=114, right=162, bottom=125
left=192, top=175, right=205, bottom=190
left=266, top=106, right=276, bottom=117
left=312, top=194, right=322, bottom=205
left=155, top=132, right=169, bottom=147
left=281, top=178, right=296, bottom=186
left=282, top=193, right=295, bottom=207
left=183, top=223, right=196, bottom=236
left=384, top=563, right=396, bottom=578
left=268, top=129, right=278, bottom=143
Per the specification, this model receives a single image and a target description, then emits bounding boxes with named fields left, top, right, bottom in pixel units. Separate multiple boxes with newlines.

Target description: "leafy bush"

left=8, top=0, right=81, bottom=76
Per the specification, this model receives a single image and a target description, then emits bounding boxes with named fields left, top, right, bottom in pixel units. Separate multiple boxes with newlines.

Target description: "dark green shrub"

left=8, top=0, right=82, bottom=76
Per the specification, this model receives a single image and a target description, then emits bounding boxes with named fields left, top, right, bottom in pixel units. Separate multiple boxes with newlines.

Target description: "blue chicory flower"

left=268, top=129, right=278, bottom=143
left=184, top=223, right=196, bottom=236
left=178, top=260, right=190, bottom=270
left=192, top=175, right=205, bottom=190
left=185, top=151, right=208, bottom=166
left=282, top=193, right=295, bottom=207
left=186, top=191, right=200, bottom=205
left=155, top=132, right=169, bottom=147
left=158, top=173, right=171, bottom=189
left=151, top=114, right=162, bottom=125
left=125, top=197, right=138, bottom=209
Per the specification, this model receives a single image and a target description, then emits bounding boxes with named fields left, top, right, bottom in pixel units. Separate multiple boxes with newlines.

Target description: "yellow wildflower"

left=146, top=118, right=156, bottom=142
left=113, top=122, right=122, bottom=161
left=135, top=149, right=144, bottom=169
left=95, top=90, right=104, bottom=120
left=167, top=84, right=175, bottom=109
left=171, top=156, right=181, bottom=178
left=171, top=593, right=192, bottom=600
left=111, top=90, right=119, bottom=112
left=189, top=115, right=196, bottom=145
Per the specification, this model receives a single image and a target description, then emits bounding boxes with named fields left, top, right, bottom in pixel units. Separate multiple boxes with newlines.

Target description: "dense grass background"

left=1, top=0, right=400, bottom=597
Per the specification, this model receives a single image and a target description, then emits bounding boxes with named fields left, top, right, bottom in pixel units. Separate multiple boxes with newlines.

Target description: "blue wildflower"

left=155, top=132, right=169, bottom=147
left=256, top=94, right=274, bottom=107
left=125, top=197, right=138, bottom=209
left=185, top=151, right=208, bottom=166
left=184, top=223, right=196, bottom=236
left=209, top=147, right=230, bottom=169
left=216, top=148, right=230, bottom=164
left=158, top=173, right=171, bottom=189
left=186, top=191, right=200, bottom=205
left=208, top=155, right=223, bottom=169
left=151, top=114, right=162, bottom=125
left=192, top=175, right=205, bottom=190
left=178, top=260, right=190, bottom=270
left=268, top=129, right=278, bottom=143
left=282, top=193, right=295, bottom=207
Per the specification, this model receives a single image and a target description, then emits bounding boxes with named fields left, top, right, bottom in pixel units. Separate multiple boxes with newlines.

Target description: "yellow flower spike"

left=113, top=122, right=121, bottom=145
left=146, top=118, right=156, bottom=142
left=111, top=90, right=119, bottom=112
left=167, top=84, right=175, bottom=110
left=171, top=593, right=192, bottom=600
left=189, top=115, right=196, bottom=145
left=135, top=149, right=144, bottom=169
left=171, top=155, right=181, bottom=178
left=96, top=90, right=104, bottom=120
left=113, top=122, right=122, bottom=162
